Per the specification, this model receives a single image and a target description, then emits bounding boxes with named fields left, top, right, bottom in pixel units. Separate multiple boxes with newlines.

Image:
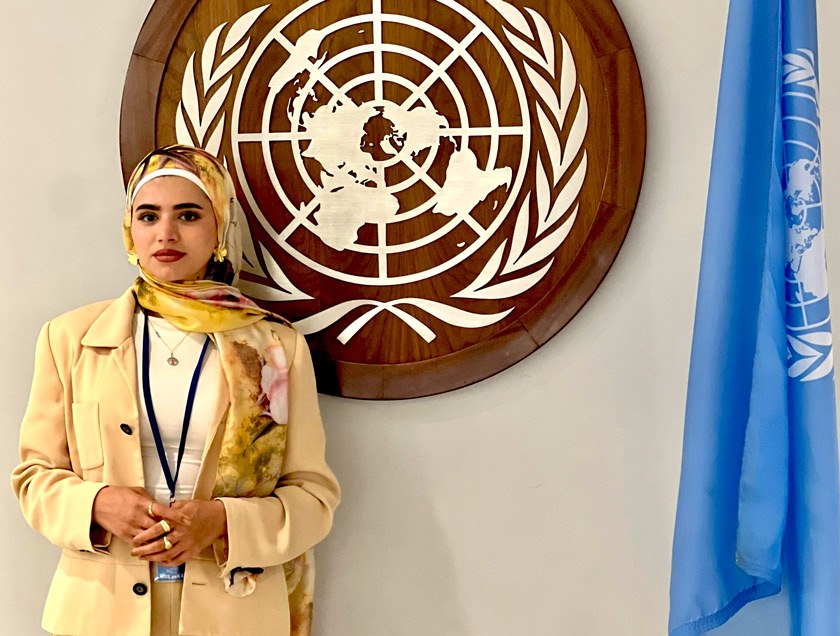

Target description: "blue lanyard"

left=141, top=310, right=210, bottom=503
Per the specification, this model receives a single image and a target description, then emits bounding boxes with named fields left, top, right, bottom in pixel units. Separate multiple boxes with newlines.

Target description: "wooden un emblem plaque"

left=121, top=0, right=645, bottom=399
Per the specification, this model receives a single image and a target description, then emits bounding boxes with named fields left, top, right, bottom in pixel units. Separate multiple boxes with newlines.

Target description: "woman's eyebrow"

left=135, top=202, right=204, bottom=212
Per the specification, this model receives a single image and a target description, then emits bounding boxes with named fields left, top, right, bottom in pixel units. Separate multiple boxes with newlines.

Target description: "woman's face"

left=130, top=176, right=218, bottom=282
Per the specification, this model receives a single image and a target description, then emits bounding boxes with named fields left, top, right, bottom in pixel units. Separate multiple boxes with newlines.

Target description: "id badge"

left=154, top=564, right=185, bottom=582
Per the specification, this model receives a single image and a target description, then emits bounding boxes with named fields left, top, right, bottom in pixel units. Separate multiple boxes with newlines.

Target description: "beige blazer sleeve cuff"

left=69, top=480, right=111, bottom=553
left=14, top=468, right=109, bottom=553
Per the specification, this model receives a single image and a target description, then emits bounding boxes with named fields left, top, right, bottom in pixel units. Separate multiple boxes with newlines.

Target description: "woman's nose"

left=156, top=217, right=179, bottom=242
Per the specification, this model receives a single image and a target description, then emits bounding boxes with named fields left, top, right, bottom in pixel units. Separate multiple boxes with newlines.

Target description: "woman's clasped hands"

left=92, top=486, right=227, bottom=567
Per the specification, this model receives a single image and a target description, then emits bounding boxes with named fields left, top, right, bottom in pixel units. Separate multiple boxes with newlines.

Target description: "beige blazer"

left=11, top=288, right=340, bottom=636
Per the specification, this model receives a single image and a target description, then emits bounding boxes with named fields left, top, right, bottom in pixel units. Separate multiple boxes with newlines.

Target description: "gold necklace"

left=147, top=319, right=190, bottom=366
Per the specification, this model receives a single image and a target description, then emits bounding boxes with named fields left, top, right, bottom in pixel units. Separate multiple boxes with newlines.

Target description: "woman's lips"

left=153, top=250, right=186, bottom=262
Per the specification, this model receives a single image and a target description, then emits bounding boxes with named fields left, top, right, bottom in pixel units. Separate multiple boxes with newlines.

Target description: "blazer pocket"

left=71, top=402, right=104, bottom=470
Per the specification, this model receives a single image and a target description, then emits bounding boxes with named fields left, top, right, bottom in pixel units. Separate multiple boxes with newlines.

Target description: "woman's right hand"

left=92, top=486, right=157, bottom=544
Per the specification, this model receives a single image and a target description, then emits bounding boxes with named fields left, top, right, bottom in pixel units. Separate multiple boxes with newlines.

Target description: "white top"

left=132, top=313, right=220, bottom=503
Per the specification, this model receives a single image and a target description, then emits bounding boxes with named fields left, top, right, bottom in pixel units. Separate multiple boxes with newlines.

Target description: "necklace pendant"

left=167, top=356, right=179, bottom=366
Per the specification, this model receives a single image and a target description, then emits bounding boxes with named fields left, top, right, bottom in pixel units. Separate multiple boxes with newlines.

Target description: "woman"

left=11, top=145, right=340, bottom=636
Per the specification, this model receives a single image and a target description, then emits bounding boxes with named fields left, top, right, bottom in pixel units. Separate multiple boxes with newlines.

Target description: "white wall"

left=0, top=1, right=837, bottom=634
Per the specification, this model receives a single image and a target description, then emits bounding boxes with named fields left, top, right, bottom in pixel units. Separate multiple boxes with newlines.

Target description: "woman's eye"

left=138, top=213, right=157, bottom=222
left=181, top=211, right=200, bottom=222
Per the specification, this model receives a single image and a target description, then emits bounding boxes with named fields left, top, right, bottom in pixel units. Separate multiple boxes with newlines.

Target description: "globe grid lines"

left=230, top=0, right=532, bottom=286
left=269, top=16, right=504, bottom=235
left=289, top=66, right=445, bottom=200
left=372, top=0, right=383, bottom=101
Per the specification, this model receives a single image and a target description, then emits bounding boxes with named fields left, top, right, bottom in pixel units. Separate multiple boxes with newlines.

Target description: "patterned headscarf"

left=124, top=144, right=243, bottom=275
left=123, top=145, right=272, bottom=332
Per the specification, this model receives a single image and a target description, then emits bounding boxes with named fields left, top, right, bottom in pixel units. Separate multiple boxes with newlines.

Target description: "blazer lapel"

left=80, top=288, right=139, bottom=406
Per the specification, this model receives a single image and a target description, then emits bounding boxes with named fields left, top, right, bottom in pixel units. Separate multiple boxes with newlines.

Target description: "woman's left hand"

left=130, top=500, right=227, bottom=567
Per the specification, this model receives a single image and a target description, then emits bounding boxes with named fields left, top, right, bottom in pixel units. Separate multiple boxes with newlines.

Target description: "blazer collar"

left=80, top=287, right=138, bottom=348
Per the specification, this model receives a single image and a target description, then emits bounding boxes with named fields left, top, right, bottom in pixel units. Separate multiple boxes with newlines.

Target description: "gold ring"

left=160, top=519, right=171, bottom=534
left=163, top=536, right=173, bottom=551
left=147, top=502, right=154, bottom=517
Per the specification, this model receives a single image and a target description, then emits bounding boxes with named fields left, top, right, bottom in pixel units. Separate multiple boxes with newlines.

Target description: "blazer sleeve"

left=10, top=322, right=109, bottom=553
left=215, top=330, right=340, bottom=572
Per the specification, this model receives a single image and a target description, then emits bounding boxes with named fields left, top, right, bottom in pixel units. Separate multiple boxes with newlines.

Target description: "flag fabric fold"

left=669, top=0, right=839, bottom=634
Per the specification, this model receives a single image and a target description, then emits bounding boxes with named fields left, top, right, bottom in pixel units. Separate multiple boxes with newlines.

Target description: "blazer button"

left=133, top=582, right=148, bottom=596
left=120, top=423, right=133, bottom=435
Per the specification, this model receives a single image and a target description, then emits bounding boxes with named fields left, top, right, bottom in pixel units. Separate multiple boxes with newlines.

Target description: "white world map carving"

left=298, top=97, right=511, bottom=250
left=230, top=0, right=532, bottom=286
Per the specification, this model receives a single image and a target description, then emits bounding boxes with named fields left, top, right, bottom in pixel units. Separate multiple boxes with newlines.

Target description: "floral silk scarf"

left=126, top=146, right=314, bottom=635
left=134, top=276, right=315, bottom=634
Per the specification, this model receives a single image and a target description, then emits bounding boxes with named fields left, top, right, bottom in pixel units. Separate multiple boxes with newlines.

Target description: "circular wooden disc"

left=120, top=0, right=646, bottom=399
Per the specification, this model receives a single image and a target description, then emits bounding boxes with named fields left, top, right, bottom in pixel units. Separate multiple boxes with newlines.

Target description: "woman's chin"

left=143, top=262, right=205, bottom=283
left=146, top=267, right=183, bottom=283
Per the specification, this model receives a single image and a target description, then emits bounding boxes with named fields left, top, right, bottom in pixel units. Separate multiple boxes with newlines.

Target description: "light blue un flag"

left=669, top=0, right=839, bottom=634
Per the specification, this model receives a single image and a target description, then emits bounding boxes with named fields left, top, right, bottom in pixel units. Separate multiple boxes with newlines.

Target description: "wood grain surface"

left=120, top=0, right=646, bottom=399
